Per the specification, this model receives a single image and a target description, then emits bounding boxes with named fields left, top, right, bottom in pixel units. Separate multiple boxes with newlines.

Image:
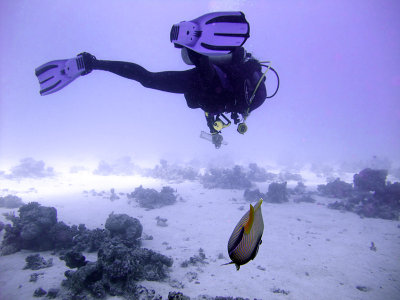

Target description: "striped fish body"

left=227, top=199, right=264, bottom=270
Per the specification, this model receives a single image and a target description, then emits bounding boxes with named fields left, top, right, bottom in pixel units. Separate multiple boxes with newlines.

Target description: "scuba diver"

left=35, top=11, right=279, bottom=148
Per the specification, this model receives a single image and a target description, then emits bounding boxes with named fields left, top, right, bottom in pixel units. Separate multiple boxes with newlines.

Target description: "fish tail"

left=221, top=261, right=241, bottom=270
left=220, top=261, right=235, bottom=267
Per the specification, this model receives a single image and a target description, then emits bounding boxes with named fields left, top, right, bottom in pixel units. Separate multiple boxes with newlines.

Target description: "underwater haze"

left=0, top=0, right=399, bottom=167
left=1, top=1, right=400, bottom=300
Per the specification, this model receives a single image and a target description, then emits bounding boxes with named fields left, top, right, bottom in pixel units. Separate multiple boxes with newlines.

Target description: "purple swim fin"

left=35, top=54, right=86, bottom=96
left=170, top=11, right=250, bottom=56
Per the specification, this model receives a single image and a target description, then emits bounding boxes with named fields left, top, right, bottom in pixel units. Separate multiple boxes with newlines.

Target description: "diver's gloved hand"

left=78, top=52, right=97, bottom=75
left=212, top=133, right=224, bottom=149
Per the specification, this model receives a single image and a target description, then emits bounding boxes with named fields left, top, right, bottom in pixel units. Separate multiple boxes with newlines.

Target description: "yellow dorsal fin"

left=254, top=198, right=263, bottom=212
left=244, top=204, right=254, bottom=234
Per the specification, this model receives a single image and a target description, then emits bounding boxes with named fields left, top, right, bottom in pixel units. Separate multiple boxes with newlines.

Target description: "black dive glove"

left=212, top=133, right=224, bottom=149
left=78, top=52, right=97, bottom=75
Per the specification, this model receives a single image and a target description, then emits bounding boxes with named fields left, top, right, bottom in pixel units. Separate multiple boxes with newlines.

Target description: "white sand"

left=0, top=171, right=399, bottom=300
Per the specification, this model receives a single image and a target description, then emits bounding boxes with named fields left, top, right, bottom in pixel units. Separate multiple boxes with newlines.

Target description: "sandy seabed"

left=0, top=172, right=399, bottom=300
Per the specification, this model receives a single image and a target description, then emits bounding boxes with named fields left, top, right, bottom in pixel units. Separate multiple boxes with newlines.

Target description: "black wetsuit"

left=93, top=54, right=234, bottom=115
left=90, top=49, right=267, bottom=140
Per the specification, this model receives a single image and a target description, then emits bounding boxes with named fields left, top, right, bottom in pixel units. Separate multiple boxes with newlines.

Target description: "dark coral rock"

left=49, top=221, right=77, bottom=250
left=0, top=202, right=63, bottom=254
left=156, top=216, right=168, bottom=227
left=272, top=288, right=290, bottom=295
left=134, top=285, right=162, bottom=300
left=354, top=168, right=388, bottom=192
left=23, top=254, right=53, bottom=270
left=351, top=193, right=387, bottom=218
left=293, top=182, right=307, bottom=195
left=60, top=250, right=87, bottom=268
left=201, top=165, right=252, bottom=189
left=215, top=297, right=250, bottom=300
left=20, top=223, right=42, bottom=241
left=293, top=194, right=316, bottom=203
left=168, top=291, right=191, bottom=300
left=46, top=288, right=59, bottom=299
left=3, top=211, right=17, bottom=222
left=128, top=186, right=159, bottom=208
left=370, top=204, right=398, bottom=220
left=19, top=202, right=57, bottom=229
left=8, top=157, right=54, bottom=179
left=196, top=297, right=214, bottom=300
left=375, top=182, right=400, bottom=208
left=1, top=222, right=22, bottom=255
left=29, top=272, right=44, bottom=282
left=357, top=201, right=378, bottom=218
left=145, top=159, right=199, bottom=182
left=128, top=185, right=177, bottom=209
left=0, top=221, right=4, bottom=232
left=88, top=280, right=107, bottom=298
left=243, top=189, right=266, bottom=203
left=0, top=241, right=20, bottom=255
left=317, top=178, right=353, bottom=198
left=110, top=188, right=120, bottom=201
left=356, top=285, right=371, bottom=292
left=97, top=242, right=134, bottom=281
left=328, top=179, right=400, bottom=220
left=105, top=213, right=143, bottom=244
left=266, top=182, right=288, bottom=203
left=72, top=225, right=108, bottom=253
left=328, top=200, right=349, bottom=211
left=370, top=242, right=377, bottom=252
left=62, top=261, right=102, bottom=296
left=181, top=248, right=207, bottom=267
left=185, top=271, right=198, bottom=282
left=159, top=186, right=178, bottom=205
left=62, top=238, right=173, bottom=299
left=1, top=204, right=174, bottom=298
left=247, top=163, right=276, bottom=182
left=33, top=287, right=47, bottom=297
left=98, top=240, right=173, bottom=282
left=329, top=191, right=368, bottom=211
left=19, top=202, right=57, bottom=251
left=0, top=202, right=112, bottom=255
left=0, top=195, right=24, bottom=208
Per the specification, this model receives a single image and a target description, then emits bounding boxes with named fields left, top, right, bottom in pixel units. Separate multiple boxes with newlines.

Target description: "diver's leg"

left=186, top=49, right=216, bottom=84
left=93, top=60, right=196, bottom=94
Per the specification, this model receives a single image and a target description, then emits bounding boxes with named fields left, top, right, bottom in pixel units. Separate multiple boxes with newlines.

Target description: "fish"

left=223, top=198, right=264, bottom=270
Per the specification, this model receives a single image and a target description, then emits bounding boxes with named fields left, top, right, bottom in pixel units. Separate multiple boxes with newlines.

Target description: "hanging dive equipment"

left=229, top=112, right=246, bottom=133
left=200, top=131, right=228, bottom=146
left=237, top=61, right=280, bottom=134
left=202, top=58, right=279, bottom=137
left=237, top=122, right=248, bottom=134
left=203, top=61, right=279, bottom=135
left=213, top=113, right=231, bottom=131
